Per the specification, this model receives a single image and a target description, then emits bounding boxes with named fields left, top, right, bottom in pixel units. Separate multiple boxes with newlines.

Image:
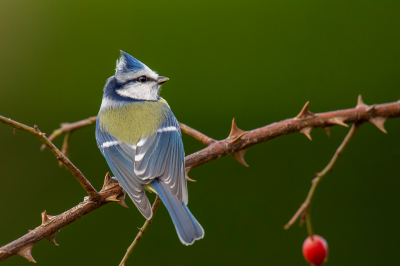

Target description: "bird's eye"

left=138, top=76, right=147, bottom=83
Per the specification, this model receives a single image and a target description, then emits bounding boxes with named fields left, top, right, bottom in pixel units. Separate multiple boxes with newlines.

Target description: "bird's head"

left=113, top=51, right=168, bottom=101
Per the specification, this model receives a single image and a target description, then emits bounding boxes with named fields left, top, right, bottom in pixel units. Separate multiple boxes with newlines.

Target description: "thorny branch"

left=284, top=123, right=360, bottom=231
left=0, top=96, right=399, bottom=264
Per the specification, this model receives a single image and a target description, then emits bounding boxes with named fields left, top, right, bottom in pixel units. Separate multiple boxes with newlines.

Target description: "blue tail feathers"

left=151, top=179, right=204, bottom=245
left=182, top=204, right=204, bottom=239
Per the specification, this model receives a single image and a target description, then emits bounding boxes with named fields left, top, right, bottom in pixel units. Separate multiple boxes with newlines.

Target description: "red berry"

left=302, top=235, right=329, bottom=266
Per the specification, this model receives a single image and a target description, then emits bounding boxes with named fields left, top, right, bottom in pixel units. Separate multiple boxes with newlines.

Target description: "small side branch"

left=284, top=123, right=360, bottom=230
left=0, top=116, right=99, bottom=200
left=59, top=132, right=71, bottom=167
left=43, top=116, right=97, bottom=148
left=179, top=122, right=216, bottom=146
left=119, top=196, right=162, bottom=266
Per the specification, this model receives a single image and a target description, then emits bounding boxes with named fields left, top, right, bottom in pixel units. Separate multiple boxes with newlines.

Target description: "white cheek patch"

left=116, top=83, right=158, bottom=101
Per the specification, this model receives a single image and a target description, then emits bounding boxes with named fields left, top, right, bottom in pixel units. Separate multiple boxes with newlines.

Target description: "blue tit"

left=95, top=51, right=204, bottom=245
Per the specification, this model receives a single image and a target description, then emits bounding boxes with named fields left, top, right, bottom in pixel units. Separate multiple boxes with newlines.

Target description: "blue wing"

left=96, top=120, right=153, bottom=219
left=134, top=112, right=188, bottom=204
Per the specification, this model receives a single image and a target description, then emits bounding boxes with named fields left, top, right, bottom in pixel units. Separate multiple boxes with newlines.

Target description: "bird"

left=95, top=51, right=204, bottom=245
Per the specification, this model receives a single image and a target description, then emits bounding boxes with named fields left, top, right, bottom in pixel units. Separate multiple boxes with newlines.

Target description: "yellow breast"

left=99, top=98, right=170, bottom=144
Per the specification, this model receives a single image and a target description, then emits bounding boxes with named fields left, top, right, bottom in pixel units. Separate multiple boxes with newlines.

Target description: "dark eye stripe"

left=144, top=77, right=157, bottom=82
left=118, top=76, right=157, bottom=87
left=136, top=76, right=156, bottom=83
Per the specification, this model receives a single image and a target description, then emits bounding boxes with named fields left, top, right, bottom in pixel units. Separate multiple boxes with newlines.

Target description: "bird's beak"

left=157, top=76, right=169, bottom=84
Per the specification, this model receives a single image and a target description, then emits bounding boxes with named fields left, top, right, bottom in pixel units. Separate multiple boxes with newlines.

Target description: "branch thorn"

left=295, top=101, right=316, bottom=120
left=232, top=149, right=249, bottom=167
left=328, top=117, right=348, bottom=127
left=370, top=117, right=388, bottom=134
left=185, top=168, right=196, bottom=182
left=104, top=194, right=118, bottom=201
left=46, top=232, right=59, bottom=246
left=366, top=104, right=377, bottom=113
left=323, top=127, right=331, bottom=137
left=17, top=245, right=36, bottom=263
left=13, top=128, right=17, bottom=135
left=117, top=196, right=129, bottom=209
left=356, top=95, right=376, bottom=114
left=357, top=95, right=377, bottom=114
left=356, top=95, right=367, bottom=108
left=186, top=176, right=196, bottom=182
left=104, top=193, right=129, bottom=208
left=101, top=173, right=128, bottom=208
left=101, top=172, right=119, bottom=191
left=228, top=118, right=245, bottom=143
left=300, top=127, right=313, bottom=141
left=41, top=210, right=55, bottom=226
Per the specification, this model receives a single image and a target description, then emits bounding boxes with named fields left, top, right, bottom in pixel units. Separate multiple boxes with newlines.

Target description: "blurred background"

left=0, top=1, right=399, bottom=265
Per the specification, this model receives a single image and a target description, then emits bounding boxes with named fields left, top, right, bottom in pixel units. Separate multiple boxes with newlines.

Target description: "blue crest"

left=116, top=50, right=145, bottom=73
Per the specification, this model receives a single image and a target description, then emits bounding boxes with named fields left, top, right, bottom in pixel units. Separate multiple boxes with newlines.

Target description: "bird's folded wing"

left=134, top=114, right=188, bottom=204
left=96, top=122, right=152, bottom=219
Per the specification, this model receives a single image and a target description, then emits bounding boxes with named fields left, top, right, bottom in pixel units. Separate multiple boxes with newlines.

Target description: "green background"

left=0, top=1, right=399, bottom=265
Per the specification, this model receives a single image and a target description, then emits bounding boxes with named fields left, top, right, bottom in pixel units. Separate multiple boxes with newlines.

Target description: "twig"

left=0, top=96, right=399, bottom=263
left=0, top=116, right=99, bottom=200
left=59, top=132, right=71, bottom=167
left=178, top=122, right=216, bottom=146
left=284, top=123, right=360, bottom=230
left=119, top=196, right=162, bottom=266
left=305, top=212, right=313, bottom=237
left=40, top=116, right=97, bottom=150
